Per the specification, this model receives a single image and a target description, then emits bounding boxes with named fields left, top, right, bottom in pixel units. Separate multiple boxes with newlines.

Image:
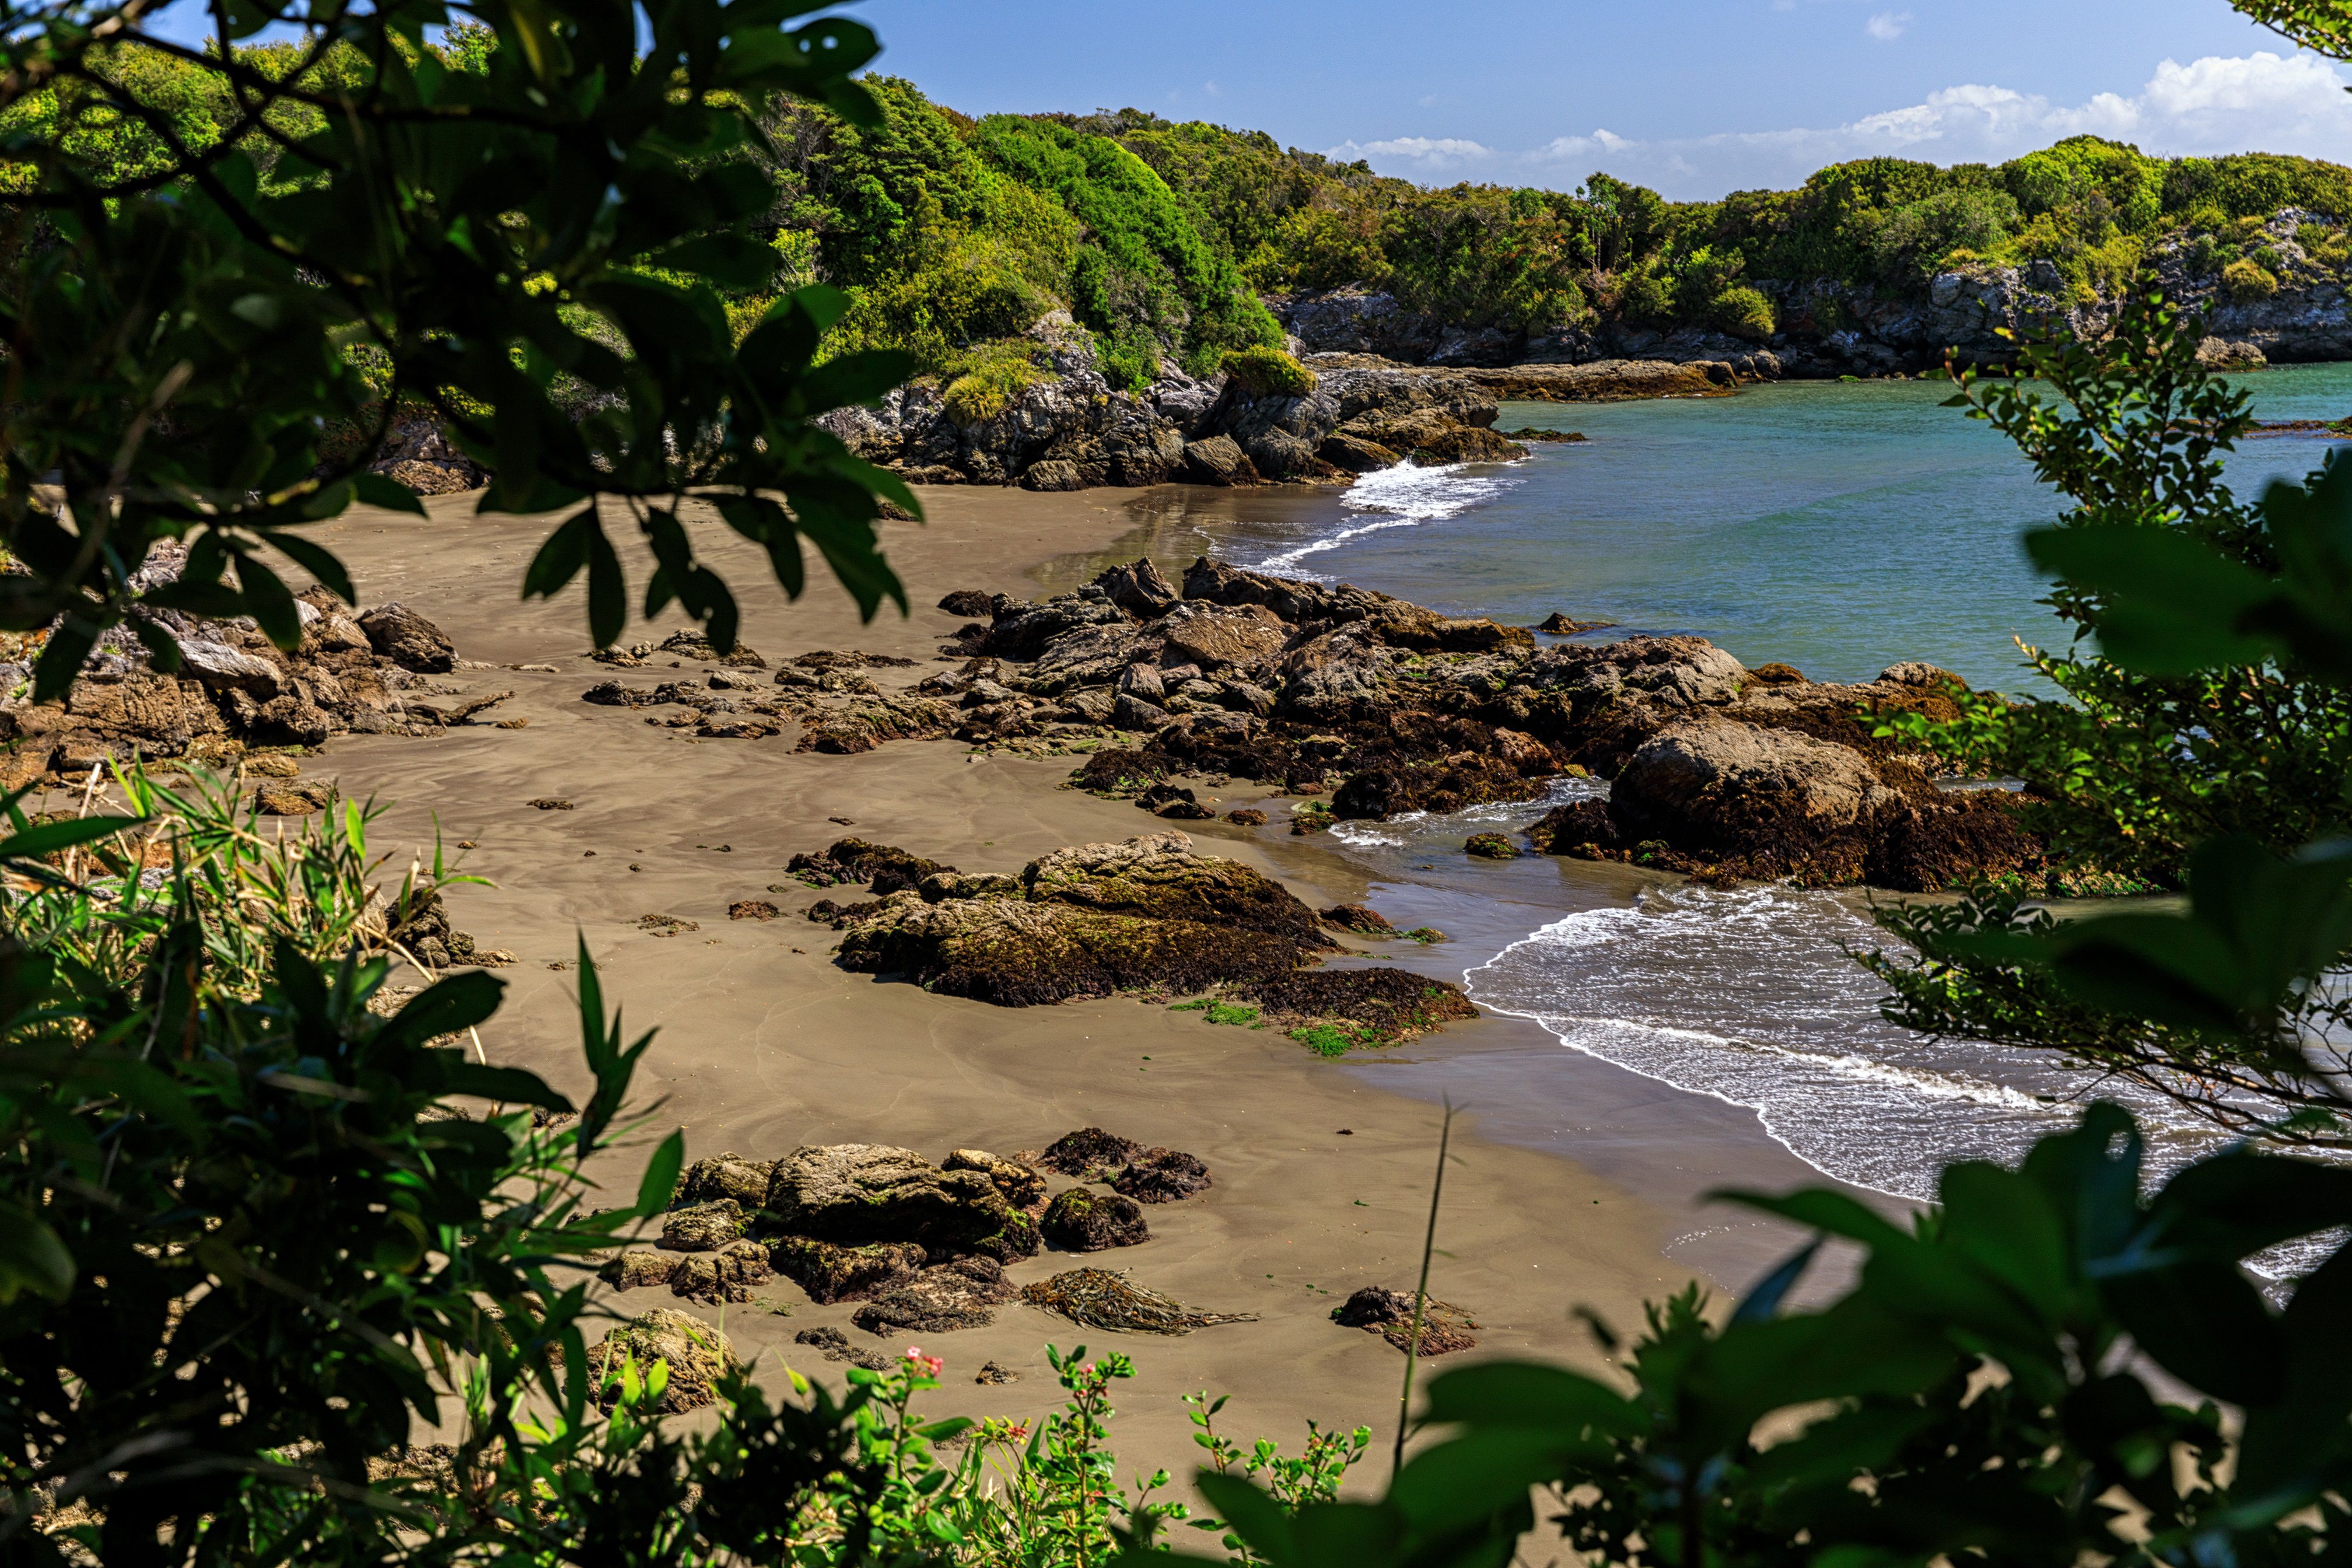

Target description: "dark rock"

left=938, top=589, right=995, bottom=618
left=944, top=1147, right=1048, bottom=1210
left=1319, top=431, right=1403, bottom=473
left=1182, top=435, right=1260, bottom=486
left=1331, top=1286, right=1479, bottom=1356
left=358, top=603, right=456, bottom=673
left=1112, top=1147, right=1212, bottom=1204
left=660, top=1199, right=746, bottom=1252
left=1749, top=662, right=1809, bottom=685
left=1234, top=968, right=1479, bottom=1043
left=1320, top=903, right=1396, bottom=935
left=1464, top=831, right=1518, bottom=860
left=975, top=1360, right=1019, bottom=1384
left=1041, top=1188, right=1150, bottom=1252
left=1114, top=691, right=1175, bottom=731
left=849, top=1255, right=1020, bottom=1335
left=770, top=1237, right=928, bottom=1304
left=1224, top=807, right=1269, bottom=826
left=728, top=900, right=782, bottom=921
left=1038, top=1128, right=1145, bottom=1180
left=1092, top=558, right=1181, bottom=618
left=1536, top=611, right=1615, bottom=635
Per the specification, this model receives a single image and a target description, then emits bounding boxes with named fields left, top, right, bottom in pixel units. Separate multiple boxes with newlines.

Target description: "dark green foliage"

left=0, top=0, right=918, bottom=694
left=1150, top=1102, right=2352, bottom=1568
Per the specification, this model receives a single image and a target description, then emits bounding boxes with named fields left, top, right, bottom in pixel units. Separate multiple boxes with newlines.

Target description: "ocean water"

left=1048, top=363, right=2352, bottom=1236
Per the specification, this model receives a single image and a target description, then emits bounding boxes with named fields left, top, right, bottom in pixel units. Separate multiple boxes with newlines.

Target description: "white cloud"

left=1338, top=51, right=2352, bottom=200
left=1865, top=11, right=1910, bottom=42
left=1203, top=80, right=1222, bottom=98
left=1324, top=135, right=1495, bottom=171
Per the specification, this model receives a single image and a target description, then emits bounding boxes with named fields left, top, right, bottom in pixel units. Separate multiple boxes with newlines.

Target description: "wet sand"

left=246, top=486, right=1833, bottom=1479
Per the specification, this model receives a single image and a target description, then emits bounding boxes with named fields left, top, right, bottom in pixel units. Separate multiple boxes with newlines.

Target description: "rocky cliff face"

left=1274, top=208, right=2352, bottom=381
left=818, top=313, right=1518, bottom=492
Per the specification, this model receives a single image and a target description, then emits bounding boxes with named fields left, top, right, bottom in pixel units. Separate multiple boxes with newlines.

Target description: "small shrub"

left=1220, top=344, right=1315, bottom=397
left=1710, top=285, right=1776, bottom=341
left=942, top=340, right=1048, bottom=425
left=2222, top=257, right=2280, bottom=302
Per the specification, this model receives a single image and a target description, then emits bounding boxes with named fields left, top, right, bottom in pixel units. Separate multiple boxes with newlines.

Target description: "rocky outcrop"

left=1332, top=1286, right=1479, bottom=1357
left=815, top=312, right=1522, bottom=494
left=1, top=551, right=489, bottom=791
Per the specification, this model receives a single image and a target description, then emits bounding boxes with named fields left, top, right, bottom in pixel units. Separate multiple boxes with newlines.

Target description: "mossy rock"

left=1220, top=345, right=1317, bottom=397
left=837, top=896, right=1314, bottom=1007
left=1041, top=1187, right=1150, bottom=1252
left=1019, top=832, right=1331, bottom=946
left=1464, top=832, right=1518, bottom=860
left=1236, top=968, right=1478, bottom=1044
left=588, top=1308, right=740, bottom=1412
left=768, top=1236, right=928, bottom=1304
left=764, top=1144, right=1014, bottom=1254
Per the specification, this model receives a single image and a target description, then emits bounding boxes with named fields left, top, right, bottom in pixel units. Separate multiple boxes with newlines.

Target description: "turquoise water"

left=1080, top=362, right=2352, bottom=694
left=1058, top=362, right=2352, bottom=1239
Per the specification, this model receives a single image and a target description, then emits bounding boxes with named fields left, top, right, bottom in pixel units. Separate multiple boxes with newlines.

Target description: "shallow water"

left=1046, top=365, right=2352, bottom=1261
left=1049, top=363, right=2352, bottom=694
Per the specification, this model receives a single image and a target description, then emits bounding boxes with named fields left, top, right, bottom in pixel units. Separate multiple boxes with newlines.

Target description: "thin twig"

left=1394, top=1097, right=1455, bottom=1482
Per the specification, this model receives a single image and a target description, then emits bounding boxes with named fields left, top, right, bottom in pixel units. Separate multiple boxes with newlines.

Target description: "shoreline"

left=268, top=483, right=1810, bottom=1482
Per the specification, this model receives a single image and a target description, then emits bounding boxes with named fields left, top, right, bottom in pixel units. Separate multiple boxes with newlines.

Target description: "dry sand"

left=218, top=487, right=1773, bottom=1482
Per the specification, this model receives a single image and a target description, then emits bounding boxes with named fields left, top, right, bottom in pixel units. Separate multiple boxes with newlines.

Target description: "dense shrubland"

left=22, top=42, right=2352, bottom=402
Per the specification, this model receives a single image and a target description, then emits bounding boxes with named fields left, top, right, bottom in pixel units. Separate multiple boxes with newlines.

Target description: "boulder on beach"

left=589, top=1310, right=740, bottom=1411
left=1040, top=1188, right=1151, bottom=1252
left=1111, top=1147, right=1212, bottom=1205
left=1038, top=1128, right=1144, bottom=1180
left=764, top=1144, right=1018, bottom=1255
left=1332, top=1286, right=1479, bottom=1357
left=676, top=1152, right=776, bottom=1209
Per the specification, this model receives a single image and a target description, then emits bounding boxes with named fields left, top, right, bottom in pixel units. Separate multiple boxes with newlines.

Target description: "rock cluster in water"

left=919, top=558, right=2029, bottom=891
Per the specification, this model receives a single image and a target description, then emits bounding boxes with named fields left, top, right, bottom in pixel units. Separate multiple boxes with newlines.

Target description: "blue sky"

left=860, top=0, right=2352, bottom=198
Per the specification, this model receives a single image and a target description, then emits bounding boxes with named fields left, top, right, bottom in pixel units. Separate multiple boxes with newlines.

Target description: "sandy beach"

left=191, top=484, right=1823, bottom=1482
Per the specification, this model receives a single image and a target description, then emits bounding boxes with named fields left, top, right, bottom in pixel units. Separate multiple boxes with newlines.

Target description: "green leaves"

left=2, top=0, right=915, bottom=676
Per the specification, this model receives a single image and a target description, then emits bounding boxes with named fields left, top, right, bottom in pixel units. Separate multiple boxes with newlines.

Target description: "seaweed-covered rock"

left=1038, top=1128, right=1144, bottom=1180
left=849, top=1256, right=1019, bottom=1335
left=1068, top=748, right=1169, bottom=797
left=660, top=1199, right=746, bottom=1252
left=939, top=589, right=996, bottom=618
left=1112, top=1147, right=1212, bottom=1205
left=1464, top=832, right=1518, bottom=860
left=764, top=1144, right=1014, bottom=1254
left=835, top=894, right=1313, bottom=1007
left=1040, top=1188, right=1150, bottom=1252
left=1320, top=903, right=1396, bottom=935
left=944, top=1148, right=1047, bottom=1210
left=601, top=1250, right=684, bottom=1291
left=588, top=1309, right=740, bottom=1411
left=1019, top=1269, right=1257, bottom=1334
left=787, top=838, right=954, bottom=890
left=1332, top=1286, right=1479, bottom=1357
left=769, top=1237, right=928, bottom=1304
left=1236, top=969, right=1479, bottom=1043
